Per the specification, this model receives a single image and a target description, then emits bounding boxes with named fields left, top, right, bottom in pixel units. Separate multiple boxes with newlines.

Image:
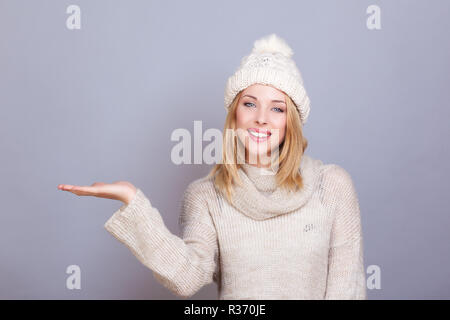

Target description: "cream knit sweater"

left=104, top=154, right=367, bottom=299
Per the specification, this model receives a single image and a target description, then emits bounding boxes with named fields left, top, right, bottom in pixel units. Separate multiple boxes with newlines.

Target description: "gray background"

left=1, top=0, right=449, bottom=299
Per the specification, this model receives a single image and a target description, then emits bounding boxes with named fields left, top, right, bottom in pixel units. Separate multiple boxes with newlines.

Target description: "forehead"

left=241, top=83, right=285, bottom=100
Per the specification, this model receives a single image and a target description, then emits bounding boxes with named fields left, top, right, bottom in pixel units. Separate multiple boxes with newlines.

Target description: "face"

left=235, top=83, right=287, bottom=167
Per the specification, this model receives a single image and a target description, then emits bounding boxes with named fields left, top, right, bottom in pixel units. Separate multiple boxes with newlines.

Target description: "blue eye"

left=244, top=102, right=284, bottom=113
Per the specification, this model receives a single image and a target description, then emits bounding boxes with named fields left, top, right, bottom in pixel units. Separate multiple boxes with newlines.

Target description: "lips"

left=248, top=128, right=271, bottom=137
left=247, top=128, right=271, bottom=143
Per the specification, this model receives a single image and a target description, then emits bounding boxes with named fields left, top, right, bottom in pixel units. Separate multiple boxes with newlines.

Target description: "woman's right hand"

left=57, top=181, right=137, bottom=205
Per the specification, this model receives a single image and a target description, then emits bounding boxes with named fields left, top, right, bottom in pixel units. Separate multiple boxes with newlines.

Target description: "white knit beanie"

left=224, top=33, right=311, bottom=124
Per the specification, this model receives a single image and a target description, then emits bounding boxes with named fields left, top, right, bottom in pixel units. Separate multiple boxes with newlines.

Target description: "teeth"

left=248, top=129, right=270, bottom=138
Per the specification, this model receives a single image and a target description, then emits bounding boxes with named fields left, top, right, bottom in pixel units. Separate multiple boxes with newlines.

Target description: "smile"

left=248, top=128, right=271, bottom=142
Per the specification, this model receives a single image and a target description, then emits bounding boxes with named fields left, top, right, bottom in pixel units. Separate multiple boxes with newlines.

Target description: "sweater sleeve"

left=103, top=180, right=219, bottom=299
left=322, top=165, right=367, bottom=300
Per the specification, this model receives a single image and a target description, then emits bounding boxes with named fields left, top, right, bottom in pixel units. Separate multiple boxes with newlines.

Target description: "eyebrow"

left=242, top=94, right=286, bottom=104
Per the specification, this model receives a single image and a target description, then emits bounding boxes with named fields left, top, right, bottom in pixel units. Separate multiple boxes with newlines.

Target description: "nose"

left=255, top=107, right=268, bottom=125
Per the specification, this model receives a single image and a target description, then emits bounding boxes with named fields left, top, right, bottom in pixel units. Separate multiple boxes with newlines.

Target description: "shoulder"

left=303, top=154, right=354, bottom=188
left=184, top=174, right=217, bottom=198
left=319, top=162, right=359, bottom=209
left=321, top=163, right=354, bottom=184
left=179, top=175, right=217, bottom=224
left=181, top=174, right=217, bottom=211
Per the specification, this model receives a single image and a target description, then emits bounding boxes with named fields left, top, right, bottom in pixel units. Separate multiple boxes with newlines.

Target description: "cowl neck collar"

left=228, top=154, right=324, bottom=221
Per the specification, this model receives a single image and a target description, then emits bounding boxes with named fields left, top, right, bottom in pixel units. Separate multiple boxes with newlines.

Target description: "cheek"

left=236, top=108, right=251, bottom=127
left=235, top=108, right=250, bottom=143
left=274, top=118, right=287, bottom=140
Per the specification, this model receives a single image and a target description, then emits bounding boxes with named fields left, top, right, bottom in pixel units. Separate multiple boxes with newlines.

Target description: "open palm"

left=57, top=181, right=137, bottom=205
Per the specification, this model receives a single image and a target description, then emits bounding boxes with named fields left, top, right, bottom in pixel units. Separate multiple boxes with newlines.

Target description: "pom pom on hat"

left=252, top=33, right=294, bottom=58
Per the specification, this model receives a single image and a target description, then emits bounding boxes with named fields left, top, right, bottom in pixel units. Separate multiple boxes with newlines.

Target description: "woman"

left=58, top=33, right=367, bottom=300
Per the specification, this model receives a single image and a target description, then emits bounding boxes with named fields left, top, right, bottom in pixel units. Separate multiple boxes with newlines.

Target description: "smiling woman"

left=59, top=33, right=366, bottom=300
left=210, top=81, right=308, bottom=203
left=236, top=84, right=288, bottom=165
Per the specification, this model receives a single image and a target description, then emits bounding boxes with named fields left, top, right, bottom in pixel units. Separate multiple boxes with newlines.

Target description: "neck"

left=240, top=162, right=277, bottom=192
left=228, top=154, right=325, bottom=221
left=244, top=152, right=272, bottom=169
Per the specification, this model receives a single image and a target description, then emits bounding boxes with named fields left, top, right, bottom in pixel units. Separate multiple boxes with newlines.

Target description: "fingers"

left=58, top=184, right=98, bottom=196
left=72, top=186, right=97, bottom=196
left=58, top=184, right=74, bottom=191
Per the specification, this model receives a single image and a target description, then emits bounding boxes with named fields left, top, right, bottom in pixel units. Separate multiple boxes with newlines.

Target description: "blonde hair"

left=207, top=88, right=308, bottom=203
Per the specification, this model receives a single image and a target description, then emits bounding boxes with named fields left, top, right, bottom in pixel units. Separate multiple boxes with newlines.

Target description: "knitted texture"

left=224, top=33, right=311, bottom=124
left=104, top=154, right=367, bottom=299
left=228, top=155, right=324, bottom=220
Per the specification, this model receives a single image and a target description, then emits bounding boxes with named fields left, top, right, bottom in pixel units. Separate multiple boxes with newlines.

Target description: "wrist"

left=124, top=188, right=137, bottom=205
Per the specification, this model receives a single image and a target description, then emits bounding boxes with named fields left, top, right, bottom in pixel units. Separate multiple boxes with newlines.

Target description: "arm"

left=323, top=165, right=367, bottom=300
left=104, top=179, right=219, bottom=298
